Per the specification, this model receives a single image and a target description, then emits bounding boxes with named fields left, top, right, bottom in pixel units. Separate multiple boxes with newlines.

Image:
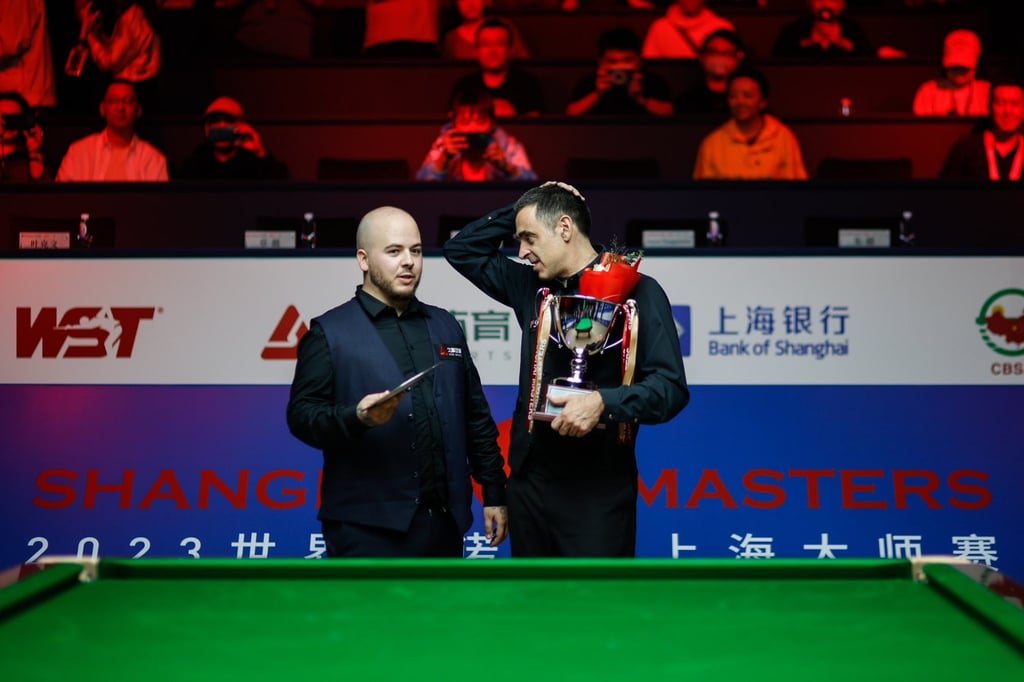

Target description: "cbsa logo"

left=975, top=289, right=1024, bottom=357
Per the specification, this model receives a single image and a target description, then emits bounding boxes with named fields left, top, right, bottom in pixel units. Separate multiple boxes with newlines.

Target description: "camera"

left=1, top=112, right=37, bottom=132
left=462, top=132, right=493, bottom=151
left=608, top=69, right=635, bottom=87
left=208, top=127, right=239, bottom=144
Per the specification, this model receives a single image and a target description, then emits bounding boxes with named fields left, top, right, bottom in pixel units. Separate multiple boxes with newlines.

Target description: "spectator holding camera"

left=0, top=91, right=48, bottom=182
left=416, top=87, right=536, bottom=182
left=179, top=96, right=289, bottom=180
left=55, top=79, right=167, bottom=181
left=567, top=28, right=673, bottom=117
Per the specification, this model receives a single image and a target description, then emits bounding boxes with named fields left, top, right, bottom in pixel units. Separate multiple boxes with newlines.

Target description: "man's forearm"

left=443, top=204, right=515, bottom=271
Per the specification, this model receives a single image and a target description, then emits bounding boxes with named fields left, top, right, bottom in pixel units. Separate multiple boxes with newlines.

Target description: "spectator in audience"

left=641, top=0, right=735, bottom=60
left=179, top=96, right=289, bottom=180
left=676, top=29, right=746, bottom=117
left=0, top=91, right=48, bottom=182
left=772, top=0, right=872, bottom=59
left=416, top=88, right=537, bottom=182
left=449, top=18, right=543, bottom=117
left=443, top=0, right=529, bottom=60
left=913, top=29, right=991, bottom=118
left=0, top=0, right=56, bottom=109
left=940, top=79, right=1023, bottom=181
left=56, top=79, right=168, bottom=181
left=567, top=28, right=673, bottom=117
left=363, top=0, right=440, bottom=58
left=693, top=67, right=807, bottom=180
left=76, top=1, right=162, bottom=109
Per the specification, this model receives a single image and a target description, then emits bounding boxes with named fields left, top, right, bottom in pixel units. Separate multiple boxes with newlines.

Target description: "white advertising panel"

left=2, top=256, right=1021, bottom=386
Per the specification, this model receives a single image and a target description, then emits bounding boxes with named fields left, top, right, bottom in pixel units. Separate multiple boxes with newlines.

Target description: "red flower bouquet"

left=579, top=249, right=642, bottom=304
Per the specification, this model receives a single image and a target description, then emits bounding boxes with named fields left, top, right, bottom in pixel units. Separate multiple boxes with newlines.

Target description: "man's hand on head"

left=540, top=180, right=585, bottom=201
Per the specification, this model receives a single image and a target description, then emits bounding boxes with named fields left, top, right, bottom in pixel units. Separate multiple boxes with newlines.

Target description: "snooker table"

left=1, top=559, right=1022, bottom=681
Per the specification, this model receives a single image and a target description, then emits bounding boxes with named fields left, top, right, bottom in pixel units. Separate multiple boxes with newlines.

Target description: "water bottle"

left=65, top=16, right=92, bottom=79
left=706, top=210, right=724, bottom=247
left=898, top=210, right=914, bottom=246
left=65, top=42, right=89, bottom=78
left=299, top=212, right=317, bottom=249
left=75, top=212, right=93, bottom=248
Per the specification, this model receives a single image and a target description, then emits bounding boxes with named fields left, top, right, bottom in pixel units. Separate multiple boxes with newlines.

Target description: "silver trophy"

left=535, top=294, right=624, bottom=421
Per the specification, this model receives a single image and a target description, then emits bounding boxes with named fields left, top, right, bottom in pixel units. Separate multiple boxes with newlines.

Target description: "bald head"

left=356, top=207, right=424, bottom=313
left=356, top=206, right=419, bottom=250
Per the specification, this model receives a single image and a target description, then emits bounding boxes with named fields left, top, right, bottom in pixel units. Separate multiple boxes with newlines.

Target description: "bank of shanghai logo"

left=976, top=289, right=1024, bottom=357
left=671, top=306, right=691, bottom=357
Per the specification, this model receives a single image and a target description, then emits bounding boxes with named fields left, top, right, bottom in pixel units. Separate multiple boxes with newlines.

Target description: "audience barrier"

left=2, top=183, right=1022, bottom=250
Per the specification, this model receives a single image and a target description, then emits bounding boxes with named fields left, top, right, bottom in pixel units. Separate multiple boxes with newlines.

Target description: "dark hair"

left=989, top=75, right=1024, bottom=109
left=102, top=78, right=139, bottom=100
left=476, top=17, right=514, bottom=46
left=0, top=91, right=31, bottom=146
left=701, top=29, right=745, bottom=55
left=727, top=66, right=771, bottom=99
left=514, top=185, right=592, bottom=237
left=0, top=91, right=31, bottom=115
left=450, top=86, right=495, bottom=119
left=598, top=28, right=641, bottom=57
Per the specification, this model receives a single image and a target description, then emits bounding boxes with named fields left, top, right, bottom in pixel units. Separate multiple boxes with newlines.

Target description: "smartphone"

left=462, top=132, right=493, bottom=150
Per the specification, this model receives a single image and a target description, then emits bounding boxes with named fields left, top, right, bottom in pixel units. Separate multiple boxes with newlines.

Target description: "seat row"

left=156, top=60, right=979, bottom=119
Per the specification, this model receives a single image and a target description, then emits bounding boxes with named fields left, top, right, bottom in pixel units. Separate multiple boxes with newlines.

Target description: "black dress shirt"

left=178, top=143, right=289, bottom=180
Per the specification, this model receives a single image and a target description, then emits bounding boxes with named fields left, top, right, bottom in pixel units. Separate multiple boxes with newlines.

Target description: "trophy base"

left=534, top=384, right=606, bottom=430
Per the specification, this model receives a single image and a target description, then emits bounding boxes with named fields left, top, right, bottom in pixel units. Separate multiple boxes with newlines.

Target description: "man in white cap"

left=913, top=29, right=991, bottom=117
left=179, top=96, right=289, bottom=180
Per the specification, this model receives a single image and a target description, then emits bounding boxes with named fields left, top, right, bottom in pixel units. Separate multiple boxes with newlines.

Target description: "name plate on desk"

left=19, top=232, right=71, bottom=250
left=244, top=230, right=296, bottom=249
left=642, top=230, right=696, bottom=249
left=838, top=229, right=891, bottom=248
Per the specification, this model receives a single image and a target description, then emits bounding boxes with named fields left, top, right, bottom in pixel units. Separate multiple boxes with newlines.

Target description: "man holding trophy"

left=445, top=182, right=689, bottom=557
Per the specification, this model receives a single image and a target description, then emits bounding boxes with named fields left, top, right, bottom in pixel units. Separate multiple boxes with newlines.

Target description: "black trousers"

left=321, top=506, right=463, bottom=558
left=508, top=445, right=638, bottom=557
